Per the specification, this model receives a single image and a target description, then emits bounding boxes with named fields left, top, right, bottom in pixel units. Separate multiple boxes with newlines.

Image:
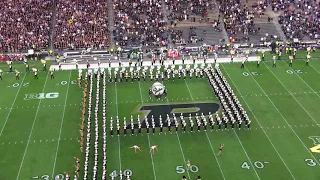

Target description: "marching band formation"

left=74, top=60, right=250, bottom=180
left=102, top=63, right=209, bottom=84
left=206, top=66, right=251, bottom=129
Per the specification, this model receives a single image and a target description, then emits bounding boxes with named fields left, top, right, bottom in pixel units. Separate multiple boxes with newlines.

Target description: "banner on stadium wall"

left=168, top=49, right=179, bottom=59
left=28, top=49, right=34, bottom=55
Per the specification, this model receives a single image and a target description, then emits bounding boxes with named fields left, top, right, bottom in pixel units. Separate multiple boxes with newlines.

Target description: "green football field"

left=0, top=51, right=320, bottom=180
left=0, top=61, right=82, bottom=180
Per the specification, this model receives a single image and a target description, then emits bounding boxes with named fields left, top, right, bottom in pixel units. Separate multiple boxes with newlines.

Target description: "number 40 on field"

left=241, top=161, right=270, bottom=169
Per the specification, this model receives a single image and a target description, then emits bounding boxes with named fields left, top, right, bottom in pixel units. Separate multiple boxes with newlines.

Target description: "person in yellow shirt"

left=289, top=56, right=293, bottom=67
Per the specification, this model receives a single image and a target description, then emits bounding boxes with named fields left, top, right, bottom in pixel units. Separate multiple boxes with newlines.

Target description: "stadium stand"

left=113, top=0, right=168, bottom=47
left=53, top=0, right=109, bottom=50
left=0, top=0, right=53, bottom=52
left=276, top=0, right=320, bottom=41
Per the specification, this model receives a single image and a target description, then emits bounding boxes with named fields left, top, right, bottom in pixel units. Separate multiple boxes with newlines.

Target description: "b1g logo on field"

left=24, top=92, right=59, bottom=100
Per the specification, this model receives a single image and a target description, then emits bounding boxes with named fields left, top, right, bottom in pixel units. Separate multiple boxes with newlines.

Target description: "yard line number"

left=109, top=169, right=133, bottom=178
left=305, top=158, right=320, bottom=167
left=176, top=165, right=199, bottom=174
left=286, top=70, right=304, bottom=74
left=32, top=174, right=64, bottom=180
left=242, top=72, right=262, bottom=76
left=241, top=161, right=270, bottom=169
left=59, top=80, right=77, bottom=86
left=7, top=82, right=29, bottom=88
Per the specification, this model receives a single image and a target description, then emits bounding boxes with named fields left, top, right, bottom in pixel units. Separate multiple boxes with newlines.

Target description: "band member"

left=34, top=70, right=38, bottom=79
left=167, top=115, right=171, bottom=132
left=50, top=70, right=54, bottom=79
left=110, top=119, right=113, bottom=136
left=278, top=50, right=282, bottom=60
left=159, top=118, right=163, bottom=134
left=131, top=117, right=134, bottom=135
left=150, top=145, right=158, bottom=154
left=272, top=55, right=276, bottom=67
left=138, top=119, right=142, bottom=134
left=123, top=119, right=127, bottom=136
left=241, top=59, right=245, bottom=69
left=146, top=120, right=150, bottom=134
left=25, top=63, right=30, bottom=72
left=129, top=145, right=141, bottom=153
left=8, top=61, right=13, bottom=72
left=43, top=63, right=47, bottom=71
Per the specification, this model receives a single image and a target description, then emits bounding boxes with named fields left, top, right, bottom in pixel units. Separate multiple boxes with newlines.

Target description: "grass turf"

left=0, top=52, right=320, bottom=180
left=0, top=61, right=82, bottom=180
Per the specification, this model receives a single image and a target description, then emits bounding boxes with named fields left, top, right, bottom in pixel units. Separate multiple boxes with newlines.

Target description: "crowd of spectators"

left=1, top=0, right=319, bottom=53
left=165, top=0, right=213, bottom=45
left=0, top=0, right=53, bottom=52
left=53, top=0, right=109, bottom=50
left=277, top=0, right=320, bottom=40
left=219, top=0, right=260, bottom=42
left=113, top=0, right=167, bottom=47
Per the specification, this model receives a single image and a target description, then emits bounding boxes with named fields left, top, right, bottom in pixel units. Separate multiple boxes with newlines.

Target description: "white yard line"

left=0, top=73, right=27, bottom=137
left=245, top=65, right=320, bottom=166
left=51, top=71, right=72, bottom=178
left=183, top=79, right=226, bottom=180
left=277, top=61, right=320, bottom=125
left=221, top=63, right=297, bottom=179
left=174, top=131, right=191, bottom=180
left=231, top=128, right=261, bottom=179
left=309, top=64, right=320, bottom=76
left=16, top=73, right=50, bottom=180
left=137, top=81, right=157, bottom=180
left=115, top=83, right=122, bottom=171
left=155, top=81, right=191, bottom=180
